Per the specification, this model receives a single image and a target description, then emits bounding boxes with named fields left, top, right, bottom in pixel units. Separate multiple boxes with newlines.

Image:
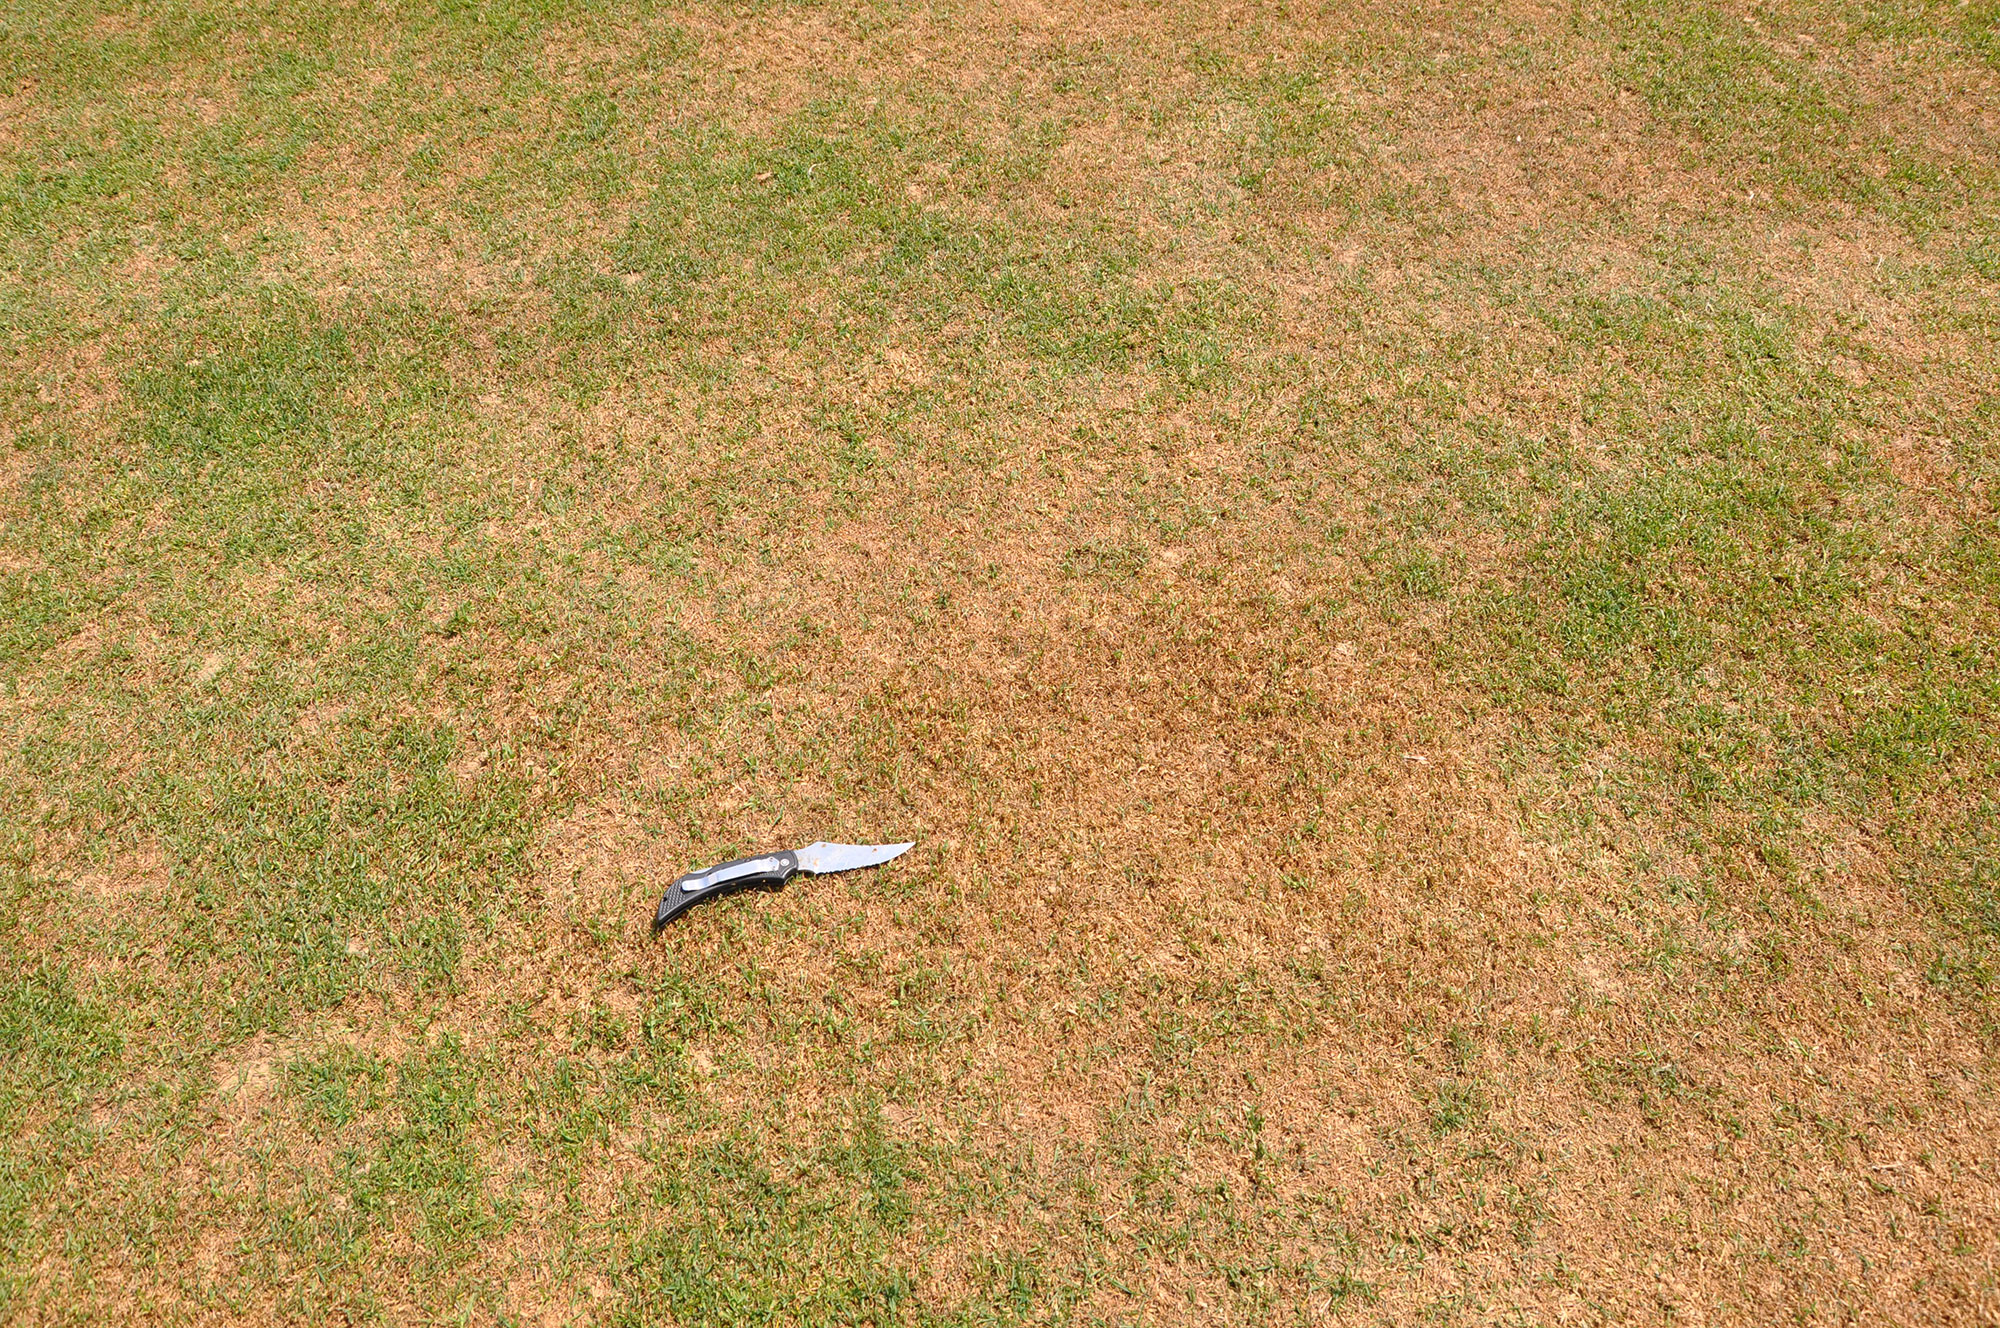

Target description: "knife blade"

left=653, top=840, right=914, bottom=929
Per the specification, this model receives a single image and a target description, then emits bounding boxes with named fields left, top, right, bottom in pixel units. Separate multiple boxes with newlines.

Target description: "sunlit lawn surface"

left=2, top=0, right=1997, bottom=1322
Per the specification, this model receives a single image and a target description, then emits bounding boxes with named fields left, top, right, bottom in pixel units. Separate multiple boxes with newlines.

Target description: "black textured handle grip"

left=653, top=850, right=799, bottom=929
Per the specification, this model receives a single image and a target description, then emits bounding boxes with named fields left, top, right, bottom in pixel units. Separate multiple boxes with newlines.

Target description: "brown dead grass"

left=402, top=467, right=1997, bottom=1320
left=69, top=838, right=169, bottom=905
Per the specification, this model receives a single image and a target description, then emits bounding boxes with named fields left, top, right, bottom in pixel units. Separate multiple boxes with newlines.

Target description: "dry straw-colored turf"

left=2, top=0, right=1997, bottom=1323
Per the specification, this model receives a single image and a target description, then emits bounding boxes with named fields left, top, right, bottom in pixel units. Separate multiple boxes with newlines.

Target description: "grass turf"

left=2, top=0, right=1997, bottom=1322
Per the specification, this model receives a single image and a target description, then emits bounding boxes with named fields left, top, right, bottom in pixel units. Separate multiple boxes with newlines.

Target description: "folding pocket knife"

left=653, top=840, right=914, bottom=929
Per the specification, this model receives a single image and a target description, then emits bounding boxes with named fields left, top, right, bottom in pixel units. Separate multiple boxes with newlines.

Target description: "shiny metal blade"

left=792, top=841, right=914, bottom=875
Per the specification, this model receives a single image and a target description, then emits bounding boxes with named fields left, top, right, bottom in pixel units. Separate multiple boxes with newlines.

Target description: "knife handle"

left=653, top=850, right=799, bottom=930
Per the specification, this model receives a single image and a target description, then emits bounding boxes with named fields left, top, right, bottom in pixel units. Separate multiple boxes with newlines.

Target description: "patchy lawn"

left=2, top=0, right=1996, bottom=1322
